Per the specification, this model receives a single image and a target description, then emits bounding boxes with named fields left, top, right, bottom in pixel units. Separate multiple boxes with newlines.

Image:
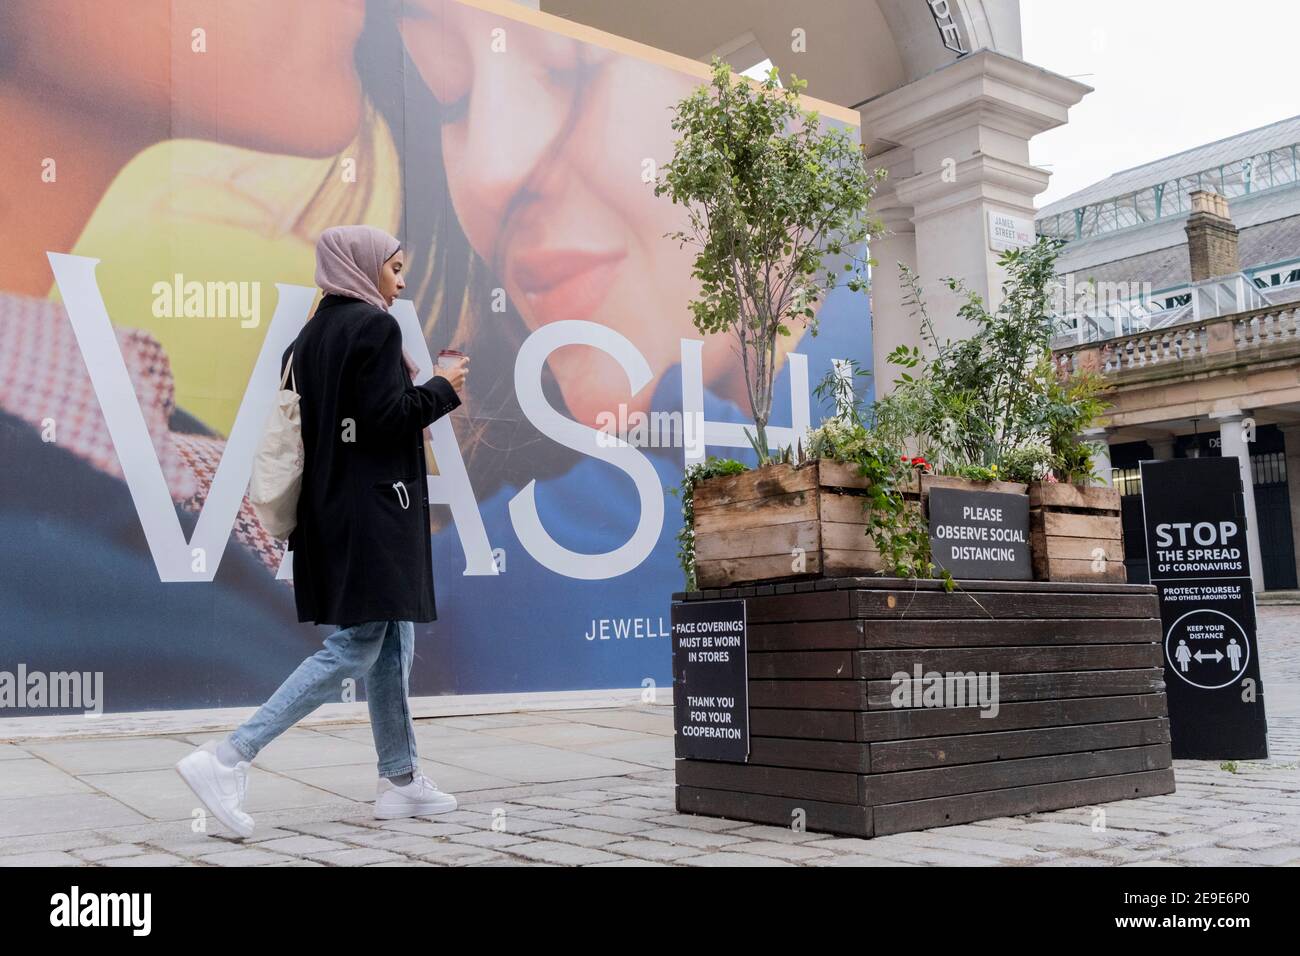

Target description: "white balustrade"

left=1056, top=304, right=1299, bottom=377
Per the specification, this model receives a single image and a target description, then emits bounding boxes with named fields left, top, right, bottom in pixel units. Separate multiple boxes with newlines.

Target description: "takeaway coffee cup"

left=437, top=348, right=467, bottom=371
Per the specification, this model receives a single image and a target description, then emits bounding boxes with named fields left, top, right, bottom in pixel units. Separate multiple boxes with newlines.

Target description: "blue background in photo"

left=419, top=282, right=874, bottom=695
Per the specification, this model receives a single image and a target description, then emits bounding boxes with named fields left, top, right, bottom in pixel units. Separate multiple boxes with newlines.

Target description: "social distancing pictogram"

left=1164, top=608, right=1250, bottom=690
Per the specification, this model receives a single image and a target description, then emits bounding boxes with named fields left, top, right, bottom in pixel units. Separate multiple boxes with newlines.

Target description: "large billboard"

left=0, top=0, right=872, bottom=715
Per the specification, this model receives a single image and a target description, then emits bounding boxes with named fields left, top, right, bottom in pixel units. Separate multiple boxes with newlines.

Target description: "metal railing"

left=1051, top=273, right=1275, bottom=348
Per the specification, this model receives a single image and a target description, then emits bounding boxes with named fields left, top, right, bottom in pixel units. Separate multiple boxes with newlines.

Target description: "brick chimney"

left=1184, top=189, right=1240, bottom=282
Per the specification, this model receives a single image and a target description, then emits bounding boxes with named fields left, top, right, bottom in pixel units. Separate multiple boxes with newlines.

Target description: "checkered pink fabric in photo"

left=0, top=292, right=285, bottom=574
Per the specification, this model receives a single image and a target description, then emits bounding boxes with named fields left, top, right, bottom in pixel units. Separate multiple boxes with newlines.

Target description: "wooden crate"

left=672, top=578, right=1174, bottom=838
left=920, top=473, right=1029, bottom=512
left=1029, top=482, right=1126, bottom=584
left=693, top=460, right=920, bottom=589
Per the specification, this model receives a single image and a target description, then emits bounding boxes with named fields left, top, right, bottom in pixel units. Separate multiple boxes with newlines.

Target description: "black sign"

left=1140, top=458, right=1268, bottom=759
left=928, top=487, right=1032, bottom=580
left=671, top=599, right=748, bottom=762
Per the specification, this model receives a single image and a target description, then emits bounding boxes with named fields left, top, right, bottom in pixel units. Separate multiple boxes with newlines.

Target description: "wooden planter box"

left=920, top=473, right=1029, bottom=509
left=672, top=578, right=1174, bottom=838
left=693, top=460, right=921, bottom=589
left=1029, top=482, right=1126, bottom=584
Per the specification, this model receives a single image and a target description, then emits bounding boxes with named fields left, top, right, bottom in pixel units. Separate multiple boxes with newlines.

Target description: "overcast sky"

left=1021, top=0, right=1296, bottom=210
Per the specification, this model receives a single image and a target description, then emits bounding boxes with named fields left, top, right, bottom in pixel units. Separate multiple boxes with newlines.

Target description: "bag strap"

left=280, top=351, right=297, bottom=392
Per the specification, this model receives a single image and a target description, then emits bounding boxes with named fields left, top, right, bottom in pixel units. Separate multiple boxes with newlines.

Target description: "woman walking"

left=176, top=225, right=469, bottom=839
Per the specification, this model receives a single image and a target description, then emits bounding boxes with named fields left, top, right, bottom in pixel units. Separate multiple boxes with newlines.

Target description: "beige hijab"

left=314, top=224, right=400, bottom=311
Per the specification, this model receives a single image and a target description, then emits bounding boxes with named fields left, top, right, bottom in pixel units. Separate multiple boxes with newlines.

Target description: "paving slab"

left=429, top=742, right=649, bottom=784
left=83, top=767, right=351, bottom=821
left=0, top=757, right=94, bottom=799
left=21, top=736, right=198, bottom=775
left=0, top=604, right=1296, bottom=866
left=277, top=761, right=513, bottom=802
left=0, top=792, right=150, bottom=838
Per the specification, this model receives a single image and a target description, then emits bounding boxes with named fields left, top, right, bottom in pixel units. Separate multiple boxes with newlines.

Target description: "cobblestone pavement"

left=1, top=609, right=1296, bottom=867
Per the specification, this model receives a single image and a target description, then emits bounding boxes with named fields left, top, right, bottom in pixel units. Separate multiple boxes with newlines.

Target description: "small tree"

left=875, top=237, right=1110, bottom=483
left=656, top=58, right=886, bottom=461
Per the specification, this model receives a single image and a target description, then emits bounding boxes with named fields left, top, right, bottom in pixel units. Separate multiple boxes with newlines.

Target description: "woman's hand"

left=433, top=356, right=469, bottom=393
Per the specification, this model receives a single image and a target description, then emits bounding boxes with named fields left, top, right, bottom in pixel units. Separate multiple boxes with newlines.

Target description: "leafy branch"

left=656, top=57, right=886, bottom=463
left=873, top=237, right=1110, bottom=484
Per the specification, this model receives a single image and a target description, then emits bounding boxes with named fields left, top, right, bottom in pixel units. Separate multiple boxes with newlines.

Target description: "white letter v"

left=48, top=253, right=313, bottom=582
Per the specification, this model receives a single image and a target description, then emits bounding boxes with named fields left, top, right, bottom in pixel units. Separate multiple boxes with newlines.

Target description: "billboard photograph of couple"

left=0, top=0, right=872, bottom=715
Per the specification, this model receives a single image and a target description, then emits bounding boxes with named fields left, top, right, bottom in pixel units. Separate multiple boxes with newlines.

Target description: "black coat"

left=283, top=293, right=461, bottom=627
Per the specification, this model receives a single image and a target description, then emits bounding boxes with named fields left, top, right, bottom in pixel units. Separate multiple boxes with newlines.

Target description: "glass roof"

left=1037, top=116, right=1300, bottom=242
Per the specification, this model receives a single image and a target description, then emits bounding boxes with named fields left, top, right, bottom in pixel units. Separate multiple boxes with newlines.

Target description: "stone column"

left=858, top=51, right=1090, bottom=393
left=1214, top=411, right=1265, bottom=592
left=1082, top=427, right=1112, bottom=486
left=863, top=145, right=918, bottom=395
left=1279, top=424, right=1300, bottom=588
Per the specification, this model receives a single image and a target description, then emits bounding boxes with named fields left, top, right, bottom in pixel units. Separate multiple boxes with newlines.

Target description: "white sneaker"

left=175, top=741, right=255, bottom=838
left=374, top=772, right=458, bottom=819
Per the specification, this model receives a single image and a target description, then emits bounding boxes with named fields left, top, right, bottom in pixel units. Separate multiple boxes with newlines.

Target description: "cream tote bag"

left=249, top=353, right=303, bottom=539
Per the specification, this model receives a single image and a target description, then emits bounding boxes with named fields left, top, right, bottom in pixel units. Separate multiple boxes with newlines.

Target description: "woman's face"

left=400, top=0, right=729, bottom=427
left=0, top=0, right=367, bottom=155
left=378, top=249, right=407, bottom=306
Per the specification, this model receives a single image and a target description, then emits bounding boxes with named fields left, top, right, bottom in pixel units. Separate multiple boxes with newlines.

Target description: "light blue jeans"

left=228, top=620, right=418, bottom=778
